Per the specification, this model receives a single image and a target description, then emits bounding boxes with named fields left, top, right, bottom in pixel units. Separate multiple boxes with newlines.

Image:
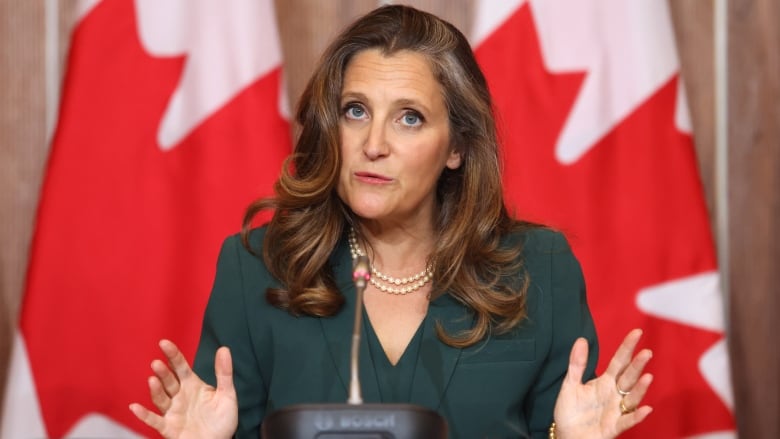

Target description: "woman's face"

left=336, top=49, right=461, bottom=228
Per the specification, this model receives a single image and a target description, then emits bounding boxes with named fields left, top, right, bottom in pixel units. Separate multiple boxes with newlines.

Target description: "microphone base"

left=261, top=403, right=448, bottom=438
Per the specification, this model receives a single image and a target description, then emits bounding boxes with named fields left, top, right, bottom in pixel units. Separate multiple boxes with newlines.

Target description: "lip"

left=354, top=171, right=393, bottom=184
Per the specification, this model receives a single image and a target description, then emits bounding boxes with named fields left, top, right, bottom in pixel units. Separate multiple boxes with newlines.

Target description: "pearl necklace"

left=347, top=227, right=434, bottom=295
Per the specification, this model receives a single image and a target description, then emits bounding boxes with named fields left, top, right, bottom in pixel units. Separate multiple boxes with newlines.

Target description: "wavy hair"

left=242, top=4, right=535, bottom=347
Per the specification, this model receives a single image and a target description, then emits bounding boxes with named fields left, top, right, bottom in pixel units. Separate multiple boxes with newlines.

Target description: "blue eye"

left=344, top=104, right=366, bottom=120
left=401, top=112, right=422, bottom=127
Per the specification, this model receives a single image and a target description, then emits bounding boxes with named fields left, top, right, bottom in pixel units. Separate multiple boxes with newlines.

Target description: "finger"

left=215, top=346, right=235, bottom=395
left=616, top=404, right=653, bottom=434
left=151, top=358, right=181, bottom=397
left=621, top=373, right=653, bottom=412
left=616, top=348, right=652, bottom=395
left=129, top=402, right=166, bottom=432
left=604, top=328, right=643, bottom=379
left=159, top=339, right=193, bottom=381
left=148, top=375, right=172, bottom=414
left=564, top=338, right=589, bottom=385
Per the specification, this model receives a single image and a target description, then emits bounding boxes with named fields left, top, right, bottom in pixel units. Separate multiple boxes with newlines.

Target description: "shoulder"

left=502, top=225, right=574, bottom=257
left=217, top=225, right=270, bottom=264
left=215, top=225, right=275, bottom=282
left=502, top=226, right=583, bottom=288
left=222, top=225, right=268, bottom=252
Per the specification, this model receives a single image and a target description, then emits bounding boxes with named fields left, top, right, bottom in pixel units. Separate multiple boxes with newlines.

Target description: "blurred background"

left=0, top=0, right=777, bottom=437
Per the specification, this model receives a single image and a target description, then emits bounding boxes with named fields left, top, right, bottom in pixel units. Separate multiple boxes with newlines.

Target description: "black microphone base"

left=261, top=403, right=448, bottom=438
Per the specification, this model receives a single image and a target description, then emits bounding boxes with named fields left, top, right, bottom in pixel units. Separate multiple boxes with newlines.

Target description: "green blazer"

left=194, top=226, right=598, bottom=439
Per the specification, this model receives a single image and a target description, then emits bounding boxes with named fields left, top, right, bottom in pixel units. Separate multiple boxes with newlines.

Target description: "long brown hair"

left=242, top=4, right=534, bottom=347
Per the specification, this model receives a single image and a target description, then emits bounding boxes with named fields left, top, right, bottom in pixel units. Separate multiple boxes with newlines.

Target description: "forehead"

left=341, top=49, right=444, bottom=102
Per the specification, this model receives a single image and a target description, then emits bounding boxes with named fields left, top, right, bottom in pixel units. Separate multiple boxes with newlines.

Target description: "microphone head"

left=352, top=255, right=370, bottom=289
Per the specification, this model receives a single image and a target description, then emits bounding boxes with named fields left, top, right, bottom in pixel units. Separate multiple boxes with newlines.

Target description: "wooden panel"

left=668, top=1, right=717, bottom=232
left=728, top=0, right=780, bottom=437
left=0, top=0, right=47, bottom=416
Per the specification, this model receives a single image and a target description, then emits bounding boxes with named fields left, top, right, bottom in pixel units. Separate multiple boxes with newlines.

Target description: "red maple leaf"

left=476, top=5, right=733, bottom=437
left=21, top=0, right=289, bottom=436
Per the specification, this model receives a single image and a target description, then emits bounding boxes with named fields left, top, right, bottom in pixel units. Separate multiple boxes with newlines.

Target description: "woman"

left=130, top=5, right=653, bottom=438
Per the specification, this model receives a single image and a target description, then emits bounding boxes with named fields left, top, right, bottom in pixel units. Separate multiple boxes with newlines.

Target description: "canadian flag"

left=472, top=1, right=735, bottom=438
left=1, top=0, right=289, bottom=437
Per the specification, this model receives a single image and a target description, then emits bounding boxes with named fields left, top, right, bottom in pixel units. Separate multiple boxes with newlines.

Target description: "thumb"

left=214, top=346, right=235, bottom=394
left=565, top=337, right=589, bottom=385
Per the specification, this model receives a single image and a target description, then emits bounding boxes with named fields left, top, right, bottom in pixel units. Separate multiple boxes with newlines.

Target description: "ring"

left=620, top=398, right=636, bottom=415
left=616, top=382, right=630, bottom=396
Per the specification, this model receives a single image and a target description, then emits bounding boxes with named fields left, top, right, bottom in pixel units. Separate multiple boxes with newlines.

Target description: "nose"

left=363, top=119, right=390, bottom=160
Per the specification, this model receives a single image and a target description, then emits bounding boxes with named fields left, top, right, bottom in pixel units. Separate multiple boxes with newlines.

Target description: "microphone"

left=348, top=255, right=370, bottom=405
left=261, top=253, right=448, bottom=438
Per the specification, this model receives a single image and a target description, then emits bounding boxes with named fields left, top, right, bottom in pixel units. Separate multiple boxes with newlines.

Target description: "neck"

left=348, top=225, right=435, bottom=296
left=353, top=221, right=435, bottom=275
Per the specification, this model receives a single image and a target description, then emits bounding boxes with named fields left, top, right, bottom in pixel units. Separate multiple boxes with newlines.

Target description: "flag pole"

left=714, top=0, right=730, bottom=325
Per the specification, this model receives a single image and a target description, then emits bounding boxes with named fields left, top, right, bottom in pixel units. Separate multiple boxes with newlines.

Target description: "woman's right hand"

left=129, top=340, right=238, bottom=439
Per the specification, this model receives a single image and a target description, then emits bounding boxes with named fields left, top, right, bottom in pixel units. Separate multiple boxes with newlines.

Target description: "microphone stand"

left=348, top=255, right=370, bottom=405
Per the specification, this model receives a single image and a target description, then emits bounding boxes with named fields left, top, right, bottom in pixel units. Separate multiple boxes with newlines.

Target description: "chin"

left=341, top=193, right=392, bottom=220
left=348, top=204, right=390, bottom=221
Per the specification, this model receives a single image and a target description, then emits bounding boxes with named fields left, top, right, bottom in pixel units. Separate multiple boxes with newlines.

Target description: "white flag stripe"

left=471, top=0, right=525, bottom=46
left=65, top=413, right=140, bottom=438
left=699, top=339, right=735, bottom=410
left=1, top=334, right=47, bottom=438
left=135, top=0, right=283, bottom=150
left=76, top=0, right=101, bottom=21
left=675, top=79, right=693, bottom=134
left=636, top=271, right=725, bottom=332
left=529, top=0, right=679, bottom=164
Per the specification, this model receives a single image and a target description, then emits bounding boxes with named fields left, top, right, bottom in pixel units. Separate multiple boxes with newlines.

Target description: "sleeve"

left=193, top=234, right=267, bottom=439
left=524, top=231, right=599, bottom=439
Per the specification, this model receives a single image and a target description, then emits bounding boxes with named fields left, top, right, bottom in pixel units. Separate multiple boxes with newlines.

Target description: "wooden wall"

left=726, top=0, right=780, bottom=436
left=1, top=1, right=777, bottom=436
left=0, top=0, right=48, bottom=418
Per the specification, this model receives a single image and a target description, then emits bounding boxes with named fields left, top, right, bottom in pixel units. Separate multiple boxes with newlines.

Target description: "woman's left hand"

left=553, top=328, right=653, bottom=439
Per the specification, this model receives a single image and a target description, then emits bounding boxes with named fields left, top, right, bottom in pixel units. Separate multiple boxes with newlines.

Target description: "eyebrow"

left=339, top=91, right=367, bottom=103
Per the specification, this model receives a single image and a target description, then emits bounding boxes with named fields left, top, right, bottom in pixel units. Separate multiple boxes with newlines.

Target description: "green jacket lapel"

left=410, top=292, right=472, bottom=410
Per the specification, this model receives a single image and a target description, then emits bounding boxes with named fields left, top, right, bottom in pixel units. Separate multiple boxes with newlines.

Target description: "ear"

left=445, top=148, right=462, bottom=170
